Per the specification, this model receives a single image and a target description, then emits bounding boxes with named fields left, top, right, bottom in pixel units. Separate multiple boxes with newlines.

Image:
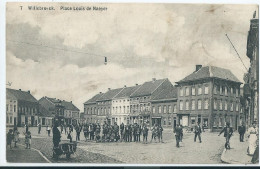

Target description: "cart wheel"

left=66, top=153, right=71, bottom=159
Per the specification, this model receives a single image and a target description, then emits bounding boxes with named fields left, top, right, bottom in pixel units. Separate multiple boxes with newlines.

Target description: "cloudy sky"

left=6, top=3, right=258, bottom=111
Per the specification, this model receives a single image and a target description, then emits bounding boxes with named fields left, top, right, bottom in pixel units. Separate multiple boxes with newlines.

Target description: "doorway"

left=152, top=118, right=161, bottom=126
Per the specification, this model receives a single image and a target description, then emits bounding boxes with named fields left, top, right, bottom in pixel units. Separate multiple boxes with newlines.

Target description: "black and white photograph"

left=4, top=2, right=259, bottom=165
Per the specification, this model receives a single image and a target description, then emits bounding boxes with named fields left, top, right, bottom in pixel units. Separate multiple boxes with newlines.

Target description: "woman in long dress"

left=248, top=122, right=259, bottom=155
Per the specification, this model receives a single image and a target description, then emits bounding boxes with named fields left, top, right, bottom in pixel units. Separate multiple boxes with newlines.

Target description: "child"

left=25, top=131, right=32, bottom=149
left=6, top=129, right=13, bottom=149
left=46, top=126, right=51, bottom=136
left=13, top=129, right=20, bottom=148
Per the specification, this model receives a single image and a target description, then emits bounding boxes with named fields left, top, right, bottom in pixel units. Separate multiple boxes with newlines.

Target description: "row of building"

left=83, top=65, right=244, bottom=131
left=6, top=89, right=80, bottom=127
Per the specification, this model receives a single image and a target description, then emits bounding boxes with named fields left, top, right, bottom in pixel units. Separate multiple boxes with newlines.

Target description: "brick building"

left=176, top=65, right=242, bottom=131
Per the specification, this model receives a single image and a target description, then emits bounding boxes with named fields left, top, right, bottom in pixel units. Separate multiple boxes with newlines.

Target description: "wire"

left=7, top=39, right=107, bottom=58
left=225, top=34, right=248, bottom=71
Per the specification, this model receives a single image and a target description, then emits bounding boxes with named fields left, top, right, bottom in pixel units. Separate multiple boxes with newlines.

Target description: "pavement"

left=220, top=132, right=255, bottom=164
left=6, top=144, right=49, bottom=163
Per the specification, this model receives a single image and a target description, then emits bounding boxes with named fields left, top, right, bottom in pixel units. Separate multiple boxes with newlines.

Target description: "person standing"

left=247, top=121, right=259, bottom=155
left=120, top=122, right=125, bottom=141
left=194, top=122, right=202, bottom=143
left=218, top=122, right=233, bottom=149
left=158, top=125, right=164, bottom=143
left=37, top=123, right=42, bottom=134
left=125, top=125, right=130, bottom=142
left=95, top=123, right=101, bottom=142
left=75, top=125, right=81, bottom=141
left=83, top=124, right=89, bottom=142
left=129, top=124, right=133, bottom=142
left=6, top=129, right=13, bottom=149
left=13, top=128, right=20, bottom=148
left=46, top=125, right=51, bottom=136
left=25, top=123, right=29, bottom=133
left=142, top=124, right=149, bottom=144
left=174, top=124, right=182, bottom=148
left=238, top=123, right=246, bottom=142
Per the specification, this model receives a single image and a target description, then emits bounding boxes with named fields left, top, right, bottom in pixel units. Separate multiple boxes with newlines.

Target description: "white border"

left=0, top=0, right=259, bottom=167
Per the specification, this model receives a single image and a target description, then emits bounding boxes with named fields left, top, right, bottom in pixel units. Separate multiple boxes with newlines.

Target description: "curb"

left=17, top=143, right=51, bottom=163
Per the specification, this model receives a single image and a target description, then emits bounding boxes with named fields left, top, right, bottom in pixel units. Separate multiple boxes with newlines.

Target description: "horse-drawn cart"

left=53, top=140, right=77, bottom=160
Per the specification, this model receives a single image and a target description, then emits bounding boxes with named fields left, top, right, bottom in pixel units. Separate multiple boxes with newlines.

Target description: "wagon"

left=53, top=140, right=77, bottom=160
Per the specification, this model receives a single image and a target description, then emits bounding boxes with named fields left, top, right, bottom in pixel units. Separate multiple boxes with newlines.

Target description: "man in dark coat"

left=218, top=122, right=233, bottom=149
left=125, top=125, right=130, bottom=142
left=174, top=124, right=182, bottom=148
left=194, top=122, right=202, bottom=143
left=129, top=124, right=133, bottom=142
left=53, top=123, right=61, bottom=148
left=238, top=123, right=246, bottom=142
left=120, top=122, right=125, bottom=141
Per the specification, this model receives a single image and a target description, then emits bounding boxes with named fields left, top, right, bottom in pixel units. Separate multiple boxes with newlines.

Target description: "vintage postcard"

left=4, top=2, right=259, bottom=165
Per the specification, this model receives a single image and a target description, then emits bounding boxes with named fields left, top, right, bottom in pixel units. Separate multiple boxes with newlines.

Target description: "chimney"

left=71, top=101, right=72, bottom=103
left=108, top=88, right=111, bottom=91
left=19, top=89, right=21, bottom=91
left=136, top=84, right=138, bottom=86
left=28, top=90, right=30, bottom=94
left=124, top=85, right=127, bottom=88
left=195, top=65, right=202, bottom=72
left=152, top=78, right=156, bottom=82
left=99, top=92, right=102, bottom=94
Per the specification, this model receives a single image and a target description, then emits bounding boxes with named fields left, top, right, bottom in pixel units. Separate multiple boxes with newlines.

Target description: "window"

left=185, top=87, right=189, bottom=96
left=168, top=118, right=172, bottom=125
left=10, top=116, right=12, bottom=124
left=225, top=87, right=228, bottom=95
left=163, top=106, right=167, bottom=113
left=236, top=89, right=239, bottom=97
left=192, top=87, right=196, bottom=95
left=204, top=99, right=209, bottom=109
left=158, top=106, right=162, bottom=113
left=220, top=100, right=223, bottom=110
left=214, top=99, right=217, bottom=110
left=230, top=102, right=234, bottom=111
left=198, top=87, right=202, bottom=95
left=220, top=86, right=223, bottom=95
left=168, top=105, right=172, bottom=113
left=10, top=105, right=13, bottom=112
left=225, top=101, right=228, bottom=110
left=180, top=88, right=183, bottom=96
left=173, top=105, right=177, bottom=113
left=152, top=106, right=155, bottom=113
left=191, top=100, right=195, bottom=110
left=205, top=86, right=209, bottom=95
left=180, top=101, right=183, bottom=110
left=6, top=104, right=8, bottom=111
left=214, top=85, right=218, bottom=94
left=185, top=100, right=189, bottom=110
left=198, top=100, right=202, bottom=110
left=236, top=103, right=239, bottom=112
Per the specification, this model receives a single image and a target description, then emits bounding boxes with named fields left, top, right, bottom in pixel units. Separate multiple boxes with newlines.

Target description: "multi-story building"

left=150, top=86, right=178, bottom=128
left=129, top=78, right=174, bottom=127
left=243, top=11, right=259, bottom=127
left=111, top=85, right=141, bottom=125
left=84, top=92, right=104, bottom=123
left=62, top=100, right=80, bottom=125
left=176, top=65, right=242, bottom=131
left=6, top=88, right=39, bottom=127
left=96, top=88, right=123, bottom=125
left=38, top=105, right=55, bottom=126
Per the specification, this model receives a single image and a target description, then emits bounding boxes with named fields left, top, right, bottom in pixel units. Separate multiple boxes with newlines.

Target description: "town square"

left=4, top=2, right=259, bottom=165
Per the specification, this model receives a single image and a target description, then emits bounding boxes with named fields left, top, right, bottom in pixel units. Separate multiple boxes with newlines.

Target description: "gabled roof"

left=151, top=86, right=177, bottom=101
left=114, top=85, right=141, bottom=98
left=177, top=66, right=241, bottom=83
left=97, top=88, right=123, bottom=101
left=38, top=105, right=54, bottom=117
left=84, top=93, right=104, bottom=104
left=61, top=100, right=80, bottom=111
left=6, top=88, right=38, bottom=102
left=130, top=79, right=166, bottom=97
left=46, top=97, right=62, bottom=104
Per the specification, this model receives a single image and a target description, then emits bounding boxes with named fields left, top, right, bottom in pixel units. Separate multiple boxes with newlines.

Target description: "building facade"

left=243, top=11, right=259, bottom=127
left=176, top=65, right=242, bottom=131
left=6, top=88, right=39, bottom=127
left=84, top=78, right=177, bottom=128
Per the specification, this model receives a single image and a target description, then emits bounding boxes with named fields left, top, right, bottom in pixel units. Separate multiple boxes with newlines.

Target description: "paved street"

left=6, top=127, right=228, bottom=164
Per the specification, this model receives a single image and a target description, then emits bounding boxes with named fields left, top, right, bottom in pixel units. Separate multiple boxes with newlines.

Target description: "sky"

left=6, top=3, right=258, bottom=111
